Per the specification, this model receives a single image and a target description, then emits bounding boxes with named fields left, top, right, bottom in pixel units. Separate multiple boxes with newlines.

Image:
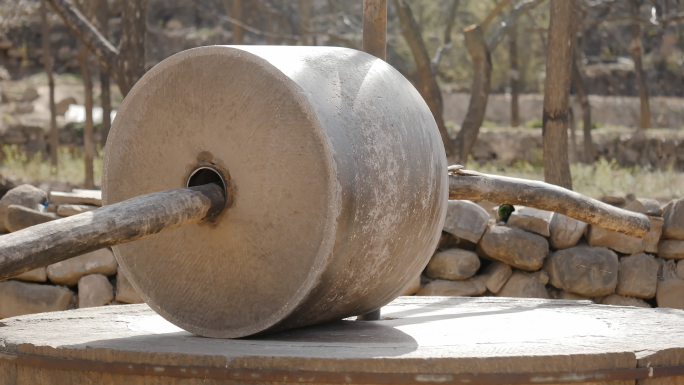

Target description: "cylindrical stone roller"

left=102, top=46, right=448, bottom=338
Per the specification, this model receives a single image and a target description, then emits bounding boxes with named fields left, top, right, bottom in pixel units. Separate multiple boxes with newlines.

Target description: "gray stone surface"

left=544, top=246, right=619, bottom=297
left=478, top=225, right=549, bottom=271
left=643, top=216, right=664, bottom=254
left=549, top=213, right=587, bottom=250
left=548, top=288, right=591, bottom=301
left=678, top=261, right=684, bottom=280
left=5, top=204, right=59, bottom=232
left=496, top=271, right=549, bottom=299
left=600, top=193, right=626, bottom=207
left=601, top=294, right=651, bottom=308
left=416, top=276, right=487, bottom=296
left=656, top=279, right=684, bottom=310
left=115, top=267, right=145, bottom=304
left=442, top=200, right=489, bottom=243
left=480, top=261, right=512, bottom=293
left=658, top=239, right=684, bottom=260
left=662, top=198, right=684, bottom=240
left=616, top=253, right=659, bottom=299
left=11, top=267, right=47, bottom=282
left=624, top=198, right=663, bottom=217
left=0, top=280, right=73, bottom=319
left=0, top=184, right=47, bottom=232
left=5, top=296, right=684, bottom=382
left=56, top=203, right=99, bottom=217
left=46, top=248, right=118, bottom=286
left=506, top=206, right=553, bottom=237
left=585, top=225, right=645, bottom=255
left=425, top=249, right=480, bottom=281
left=78, top=274, right=114, bottom=308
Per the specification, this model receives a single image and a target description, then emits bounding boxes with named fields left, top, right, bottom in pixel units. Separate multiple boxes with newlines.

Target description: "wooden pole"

left=448, top=167, right=650, bottom=238
left=233, top=0, right=243, bottom=44
left=0, top=184, right=225, bottom=281
left=363, top=0, right=387, bottom=60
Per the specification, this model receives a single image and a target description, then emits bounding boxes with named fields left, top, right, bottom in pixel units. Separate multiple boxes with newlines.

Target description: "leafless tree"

left=542, top=0, right=576, bottom=189
left=629, top=0, right=651, bottom=128
left=96, top=0, right=110, bottom=146
left=40, top=0, right=58, bottom=171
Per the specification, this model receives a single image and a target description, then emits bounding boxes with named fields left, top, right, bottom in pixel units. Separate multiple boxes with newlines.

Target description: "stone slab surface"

left=1, top=297, right=684, bottom=383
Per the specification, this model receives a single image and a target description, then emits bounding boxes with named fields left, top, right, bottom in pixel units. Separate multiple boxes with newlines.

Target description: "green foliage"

left=525, top=118, right=543, bottom=128
left=498, top=204, right=515, bottom=222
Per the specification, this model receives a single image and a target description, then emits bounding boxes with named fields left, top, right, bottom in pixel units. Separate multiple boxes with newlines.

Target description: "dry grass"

left=0, top=145, right=103, bottom=186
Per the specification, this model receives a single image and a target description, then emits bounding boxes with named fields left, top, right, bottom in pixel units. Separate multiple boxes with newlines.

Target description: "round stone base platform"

left=2, top=297, right=684, bottom=384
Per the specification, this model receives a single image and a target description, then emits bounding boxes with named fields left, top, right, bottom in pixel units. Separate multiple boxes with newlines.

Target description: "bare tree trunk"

left=117, top=0, right=146, bottom=95
left=299, top=0, right=313, bottom=45
left=454, top=25, right=491, bottom=165
left=572, top=55, right=593, bottom=163
left=96, top=0, right=110, bottom=146
left=542, top=0, right=575, bottom=190
left=46, top=0, right=145, bottom=97
left=630, top=0, right=650, bottom=129
left=509, top=18, right=520, bottom=127
left=481, top=0, right=512, bottom=30
left=233, top=0, right=243, bottom=44
left=431, top=0, right=459, bottom=74
left=569, top=106, right=578, bottom=163
left=363, top=0, right=387, bottom=59
left=393, top=0, right=456, bottom=161
left=41, top=0, right=59, bottom=171
left=78, top=48, right=95, bottom=189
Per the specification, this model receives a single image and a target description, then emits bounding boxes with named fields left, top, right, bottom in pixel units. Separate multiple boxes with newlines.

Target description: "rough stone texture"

left=115, top=267, right=144, bottom=304
left=0, top=280, right=73, bottom=319
left=480, top=261, right=512, bottom=293
left=678, top=261, right=684, bottom=280
left=643, top=216, right=664, bottom=253
left=5, top=204, right=59, bottom=232
left=529, top=270, right=549, bottom=285
left=506, top=207, right=553, bottom=237
left=496, top=271, right=549, bottom=299
left=478, top=226, right=549, bottom=271
left=624, top=198, right=663, bottom=217
left=601, top=193, right=626, bottom=207
left=416, top=276, right=487, bottom=296
left=548, top=288, right=591, bottom=301
left=78, top=274, right=114, bottom=308
left=0, top=296, right=670, bottom=383
left=56, top=204, right=99, bottom=217
left=549, top=213, right=587, bottom=250
left=585, top=225, right=645, bottom=255
left=544, top=246, right=619, bottom=297
left=662, top=198, right=684, bottom=240
left=0, top=184, right=47, bottom=232
left=46, top=248, right=118, bottom=286
left=659, top=258, right=679, bottom=280
left=425, top=249, right=480, bottom=281
left=400, top=275, right=421, bottom=296
left=442, top=200, right=489, bottom=243
left=601, top=294, right=651, bottom=308
left=11, top=267, right=46, bottom=282
left=656, top=279, right=684, bottom=310
left=616, top=253, right=659, bottom=299
left=658, top=239, right=684, bottom=260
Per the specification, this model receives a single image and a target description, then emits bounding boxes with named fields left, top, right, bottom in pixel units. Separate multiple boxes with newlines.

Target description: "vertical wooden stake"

left=363, top=0, right=387, bottom=60
left=41, top=0, right=59, bottom=172
left=233, top=0, right=243, bottom=44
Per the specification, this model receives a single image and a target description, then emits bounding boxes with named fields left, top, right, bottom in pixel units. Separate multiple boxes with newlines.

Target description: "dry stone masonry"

left=411, top=195, right=684, bottom=310
left=0, top=181, right=683, bottom=320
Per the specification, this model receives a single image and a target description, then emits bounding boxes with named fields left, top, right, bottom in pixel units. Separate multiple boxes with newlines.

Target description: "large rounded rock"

left=478, top=226, right=549, bottom=271
left=656, top=279, right=684, bottom=310
left=663, top=198, right=684, bottom=240
left=425, top=249, right=480, bottom=280
left=0, top=184, right=47, bottom=232
left=616, top=253, right=659, bottom=299
left=544, top=246, right=618, bottom=297
left=496, top=271, right=549, bottom=299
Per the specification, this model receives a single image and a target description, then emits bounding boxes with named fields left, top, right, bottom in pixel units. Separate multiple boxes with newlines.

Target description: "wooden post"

left=41, top=0, right=59, bottom=172
left=96, top=0, right=111, bottom=146
left=363, top=0, right=387, bottom=60
left=630, top=0, right=651, bottom=129
left=233, top=0, right=243, bottom=44
left=509, top=17, right=520, bottom=128
left=542, top=0, right=575, bottom=190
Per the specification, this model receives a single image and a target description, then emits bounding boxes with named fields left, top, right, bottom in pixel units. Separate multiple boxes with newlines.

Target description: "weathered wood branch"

left=448, top=169, right=650, bottom=238
left=430, top=0, right=460, bottom=74
left=46, top=0, right=119, bottom=83
left=481, top=0, right=513, bottom=30
left=0, top=184, right=226, bottom=281
left=488, top=0, right=546, bottom=51
left=363, top=0, right=387, bottom=59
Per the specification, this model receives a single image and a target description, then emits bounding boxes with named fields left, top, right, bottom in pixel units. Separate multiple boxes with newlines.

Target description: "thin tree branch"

left=430, top=0, right=459, bottom=74
left=583, top=15, right=656, bottom=27
left=481, top=0, right=513, bottom=30
left=487, top=0, right=546, bottom=51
